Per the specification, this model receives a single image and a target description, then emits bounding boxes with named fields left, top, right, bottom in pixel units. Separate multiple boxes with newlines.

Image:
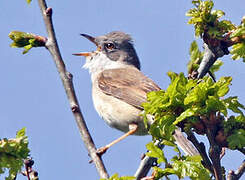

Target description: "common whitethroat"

left=73, top=31, right=198, bottom=156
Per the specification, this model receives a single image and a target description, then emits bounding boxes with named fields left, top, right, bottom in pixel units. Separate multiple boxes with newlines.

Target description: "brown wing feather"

left=98, top=68, right=161, bottom=110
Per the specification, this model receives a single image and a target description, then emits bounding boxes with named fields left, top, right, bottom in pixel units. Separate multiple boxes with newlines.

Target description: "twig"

left=197, top=42, right=227, bottom=79
left=238, top=148, right=245, bottom=156
left=185, top=130, right=214, bottom=174
left=135, top=128, right=200, bottom=179
left=134, top=140, right=163, bottom=180
left=227, top=160, right=245, bottom=180
left=134, top=155, right=157, bottom=180
left=205, top=113, right=223, bottom=180
left=37, top=0, right=109, bottom=178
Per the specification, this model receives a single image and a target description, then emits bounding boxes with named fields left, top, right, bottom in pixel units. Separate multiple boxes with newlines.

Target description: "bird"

left=73, top=31, right=199, bottom=156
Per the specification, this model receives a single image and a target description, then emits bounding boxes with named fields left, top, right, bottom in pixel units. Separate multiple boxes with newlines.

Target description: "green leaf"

left=205, top=96, right=227, bottom=115
left=26, top=0, right=32, bottom=4
left=230, top=41, right=245, bottom=62
left=0, top=128, right=30, bottom=179
left=222, top=115, right=245, bottom=136
left=209, top=60, right=223, bottom=74
left=186, top=0, right=235, bottom=38
left=184, top=85, right=206, bottom=106
left=152, top=166, right=179, bottom=179
left=16, top=128, right=26, bottom=138
left=218, top=20, right=235, bottom=33
left=100, top=173, right=135, bottom=180
left=215, top=77, right=232, bottom=97
left=9, top=31, right=45, bottom=54
left=231, top=27, right=245, bottom=38
left=223, top=96, right=245, bottom=116
left=174, top=108, right=196, bottom=125
left=227, top=129, right=245, bottom=149
left=146, top=142, right=167, bottom=164
left=171, top=155, right=210, bottom=179
left=211, top=10, right=225, bottom=19
left=188, top=41, right=203, bottom=73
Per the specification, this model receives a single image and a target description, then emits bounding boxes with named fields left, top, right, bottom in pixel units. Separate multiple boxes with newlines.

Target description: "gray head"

left=74, top=31, right=141, bottom=70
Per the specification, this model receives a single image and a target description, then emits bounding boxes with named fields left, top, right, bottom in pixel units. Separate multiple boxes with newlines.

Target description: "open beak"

left=72, top=52, right=91, bottom=57
left=80, top=34, right=98, bottom=46
left=73, top=33, right=100, bottom=57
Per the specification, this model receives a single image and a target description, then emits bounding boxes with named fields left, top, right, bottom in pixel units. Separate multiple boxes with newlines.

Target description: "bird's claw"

left=88, top=146, right=109, bottom=164
left=96, top=146, right=108, bottom=156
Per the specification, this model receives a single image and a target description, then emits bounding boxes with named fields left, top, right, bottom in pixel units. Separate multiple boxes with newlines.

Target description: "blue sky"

left=1, top=0, right=244, bottom=179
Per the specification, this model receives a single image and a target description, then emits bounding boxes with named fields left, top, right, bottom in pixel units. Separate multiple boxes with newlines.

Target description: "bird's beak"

left=72, top=33, right=100, bottom=57
left=80, top=33, right=98, bottom=46
left=72, top=52, right=91, bottom=57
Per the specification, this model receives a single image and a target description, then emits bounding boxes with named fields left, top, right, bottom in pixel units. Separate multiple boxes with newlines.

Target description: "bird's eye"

left=105, top=43, right=115, bottom=50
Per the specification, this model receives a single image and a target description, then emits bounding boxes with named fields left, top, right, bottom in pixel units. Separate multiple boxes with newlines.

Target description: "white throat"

left=83, top=51, right=126, bottom=82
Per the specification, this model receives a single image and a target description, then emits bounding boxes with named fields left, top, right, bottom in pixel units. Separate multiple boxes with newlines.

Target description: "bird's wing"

left=97, top=67, right=161, bottom=110
left=98, top=67, right=199, bottom=156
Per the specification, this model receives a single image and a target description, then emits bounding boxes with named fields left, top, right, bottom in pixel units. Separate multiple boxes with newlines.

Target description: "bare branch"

left=37, top=0, right=109, bottom=178
left=134, top=155, right=157, bottom=180
left=186, top=130, right=214, bottom=174
left=197, top=42, right=228, bottom=79
left=205, top=113, right=223, bottom=180
left=134, top=140, right=163, bottom=179
left=227, top=160, right=245, bottom=180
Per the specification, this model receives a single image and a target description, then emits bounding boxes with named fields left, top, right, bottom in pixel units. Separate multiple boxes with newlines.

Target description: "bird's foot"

left=88, top=146, right=109, bottom=163
left=96, top=146, right=109, bottom=156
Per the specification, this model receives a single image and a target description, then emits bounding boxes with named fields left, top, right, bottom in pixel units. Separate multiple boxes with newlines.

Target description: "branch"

left=21, top=158, right=39, bottom=180
left=37, top=0, right=109, bottom=178
left=134, top=155, right=157, bottom=180
left=206, top=113, right=223, bottom=180
left=185, top=130, right=214, bottom=174
left=227, top=160, right=245, bottom=180
left=197, top=42, right=228, bottom=79
left=134, top=140, right=163, bottom=180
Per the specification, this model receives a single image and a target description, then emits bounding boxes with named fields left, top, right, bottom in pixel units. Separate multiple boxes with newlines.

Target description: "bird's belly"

left=92, top=87, right=148, bottom=135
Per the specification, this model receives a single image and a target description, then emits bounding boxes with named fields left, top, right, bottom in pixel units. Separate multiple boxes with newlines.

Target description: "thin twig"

left=235, top=160, right=245, bottom=179
left=197, top=42, right=228, bottom=79
left=205, top=114, right=223, bottom=180
left=134, top=140, right=163, bottom=180
left=37, top=0, right=109, bottom=178
left=134, top=155, right=157, bottom=180
left=186, top=130, right=214, bottom=174
left=227, top=160, right=245, bottom=180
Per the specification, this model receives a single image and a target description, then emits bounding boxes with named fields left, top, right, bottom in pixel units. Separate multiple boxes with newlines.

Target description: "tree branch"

left=134, top=155, right=157, bottom=180
left=134, top=140, right=163, bottom=180
left=197, top=42, right=228, bottom=79
left=227, top=160, right=245, bottom=180
left=37, top=0, right=109, bottom=178
left=185, top=130, right=214, bottom=174
left=205, top=113, right=223, bottom=180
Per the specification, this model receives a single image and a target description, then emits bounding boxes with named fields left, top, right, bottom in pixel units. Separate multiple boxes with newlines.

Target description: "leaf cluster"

left=141, top=72, right=244, bottom=179
left=222, top=115, right=245, bottom=149
left=186, top=0, right=235, bottom=38
left=187, top=0, right=245, bottom=62
left=0, top=128, right=30, bottom=180
left=230, top=17, right=245, bottom=62
left=9, top=31, right=45, bottom=54
left=143, top=72, right=244, bottom=149
left=151, top=155, right=210, bottom=180
left=145, top=142, right=210, bottom=179
left=186, top=0, right=234, bottom=38
left=100, top=173, right=135, bottom=180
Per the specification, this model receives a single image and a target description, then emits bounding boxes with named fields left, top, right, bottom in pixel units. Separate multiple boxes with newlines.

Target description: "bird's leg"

left=96, top=123, right=138, bottom=156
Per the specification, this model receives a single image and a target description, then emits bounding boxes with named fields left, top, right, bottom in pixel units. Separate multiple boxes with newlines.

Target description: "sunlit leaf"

left=146, top=142, right=167, bottom=164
